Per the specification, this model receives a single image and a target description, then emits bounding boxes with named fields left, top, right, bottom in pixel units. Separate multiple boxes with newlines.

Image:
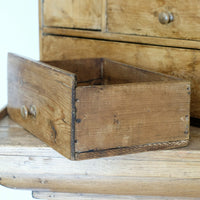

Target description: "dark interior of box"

left=45, top=58, right=179, bottom=87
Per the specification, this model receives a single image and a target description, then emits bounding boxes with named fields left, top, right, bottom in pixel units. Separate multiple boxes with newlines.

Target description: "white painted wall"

left=0, top=0, right=40, bottom=199
left=0, top=0, right=39, bottom=108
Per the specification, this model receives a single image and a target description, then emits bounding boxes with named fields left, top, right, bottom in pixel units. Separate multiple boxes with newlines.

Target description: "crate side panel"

left=7, top=53, right=75, bottom=159
left=102, top=59, right=179, bottom=85
left=75, top=81, right=190, bottom=153
left=45, top=58, right=102, bottom=86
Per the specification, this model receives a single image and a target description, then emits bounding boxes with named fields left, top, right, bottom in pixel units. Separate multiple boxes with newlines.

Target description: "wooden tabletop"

left=0, top=115, right=200, bottom=198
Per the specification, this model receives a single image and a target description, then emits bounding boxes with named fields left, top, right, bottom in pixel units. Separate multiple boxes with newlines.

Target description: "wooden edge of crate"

left=102, top=58, right=183, bottom=81
left=42, top=27, right=200, bottom=51
left=75, top=139, right=189, bottom=160
left=7, top=53, right=76, bottom=78
left=7, top=53, right=77, bottom=160
left=0, top=107, right=7, bottom=120
left=32, top=191, right=200, bottom=200
left=71, top=77, right=76, bottom=160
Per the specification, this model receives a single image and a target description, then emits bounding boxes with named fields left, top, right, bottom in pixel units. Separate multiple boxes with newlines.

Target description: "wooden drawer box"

left=43, top=0, right=102, bottom=30
left=7, top=53, right=190, bottom=160
left=42, top=35, right=200, bottom=118
left=107, top=0, right=200, bottom=40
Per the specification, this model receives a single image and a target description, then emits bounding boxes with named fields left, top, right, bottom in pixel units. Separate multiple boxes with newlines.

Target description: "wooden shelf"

left=32, top=191, right=200, bottom=200
left=1, top=115, right=200, bottom=198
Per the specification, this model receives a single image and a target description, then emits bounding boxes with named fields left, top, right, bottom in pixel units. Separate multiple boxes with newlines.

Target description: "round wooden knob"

left=159, top=12, right=174, bottom=24
left=30, top=105, right=37, bottom=117
left=21, top=105, right=28, bottom=119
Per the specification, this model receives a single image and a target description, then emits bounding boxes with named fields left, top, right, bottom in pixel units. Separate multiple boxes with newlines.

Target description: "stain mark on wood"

left=76, top=119, right=81, bottom=123
left=38, top=178, right=48, bottom=185
left=184, top=130, right=189, bottom=134
left=185, top=115, right=189, bottom=121
left=50, top=120, right=57, bottom=144
left=113, top=114, right=120, bottom=125
left=61, top=118, right=69, bottom=124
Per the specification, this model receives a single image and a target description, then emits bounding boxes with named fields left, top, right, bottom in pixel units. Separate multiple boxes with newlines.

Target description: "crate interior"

left=45, top=58, right=179, bottom=87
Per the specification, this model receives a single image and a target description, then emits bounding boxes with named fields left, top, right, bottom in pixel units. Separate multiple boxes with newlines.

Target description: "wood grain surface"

left=41, top=35, right=200, bottom=118
left=74, top=59, right=190, bottom=159
left=43, top=58, right=190, bottom=159
left=102, top=59, right=179, bottom=84
left=0, top=117, right=200, bottom=197
left=7, top=54, right=190, bottom=159
left=75, top=81, right=190, bottom=154
left=45, top=58, right=102, bottom=86
left=107, top=0, right=200, bottom=40
left=32, top=191, right=200, bottom=200
left=42, top=27, right=200, bottom=50
left=7, top=53, right=76, bottom=159
left=43, top=0, right=102, bottom=30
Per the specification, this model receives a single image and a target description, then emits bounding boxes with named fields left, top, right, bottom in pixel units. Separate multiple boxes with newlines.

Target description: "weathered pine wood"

left=7, top=53, right=76, bottom=159
left=75, top=81, right=190, bottom=158
left=41, top=35, right=200, bottom=118
left=101, top=0, right=107, bottom=32
left=42, top=27, right=200, bottom=50
left=7, top=54, right=190, bottom=159
left=102, top=59, right=179, bottom=84
left=43, top=0, right=102, bottom=30
left=32, top=191, right=200, bottom=200
left=107, top=0, right=200, bottom=40
left=0, top=117, right=200, bottom=197
left=45, top=58, right=102, bottom=86
left=0, top=107, right=7, bottom=120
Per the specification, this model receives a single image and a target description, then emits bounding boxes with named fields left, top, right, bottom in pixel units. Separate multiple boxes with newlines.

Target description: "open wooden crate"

left=7, top=53, right=190, bottom=160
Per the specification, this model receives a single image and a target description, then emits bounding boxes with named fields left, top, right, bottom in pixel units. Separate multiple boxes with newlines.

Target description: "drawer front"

left=7, top=53, right=76, bottom=159
left=43, top=0, right=102, bottom=30
left=107, top=0, right=200, bottom=40
left=42, top=35, right=200, bottom=118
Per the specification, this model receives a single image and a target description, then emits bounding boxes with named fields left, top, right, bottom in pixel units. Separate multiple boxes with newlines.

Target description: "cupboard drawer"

left=7, top=53, right=190, bottom=160
left=43, top=0, right=102, bottom=30
left=107, top=0, right=200, bottom=40
left=42, top=35, right=200, bottom=118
